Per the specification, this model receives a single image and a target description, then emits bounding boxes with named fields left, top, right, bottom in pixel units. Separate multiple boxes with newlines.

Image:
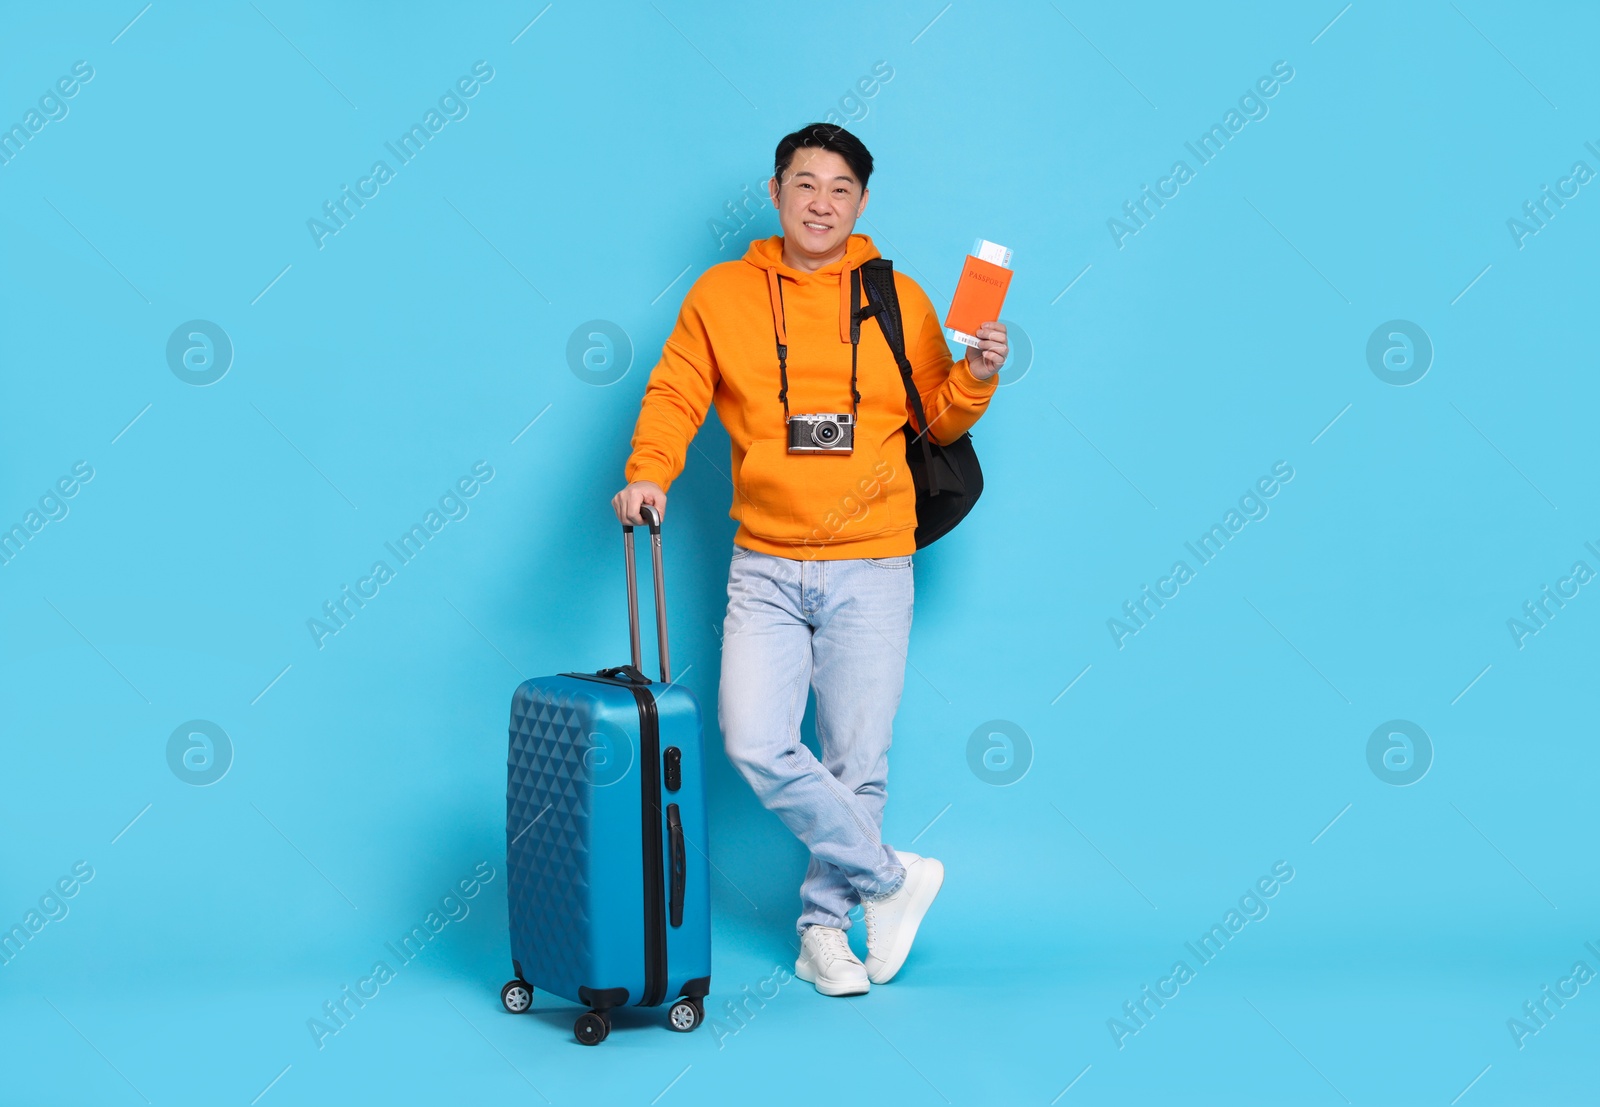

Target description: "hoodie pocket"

left=734, top=437, right=909, bottom=546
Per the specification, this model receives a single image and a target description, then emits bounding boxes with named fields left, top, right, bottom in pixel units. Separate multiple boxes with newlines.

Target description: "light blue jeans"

left=718, top=545, right=914, bottom=936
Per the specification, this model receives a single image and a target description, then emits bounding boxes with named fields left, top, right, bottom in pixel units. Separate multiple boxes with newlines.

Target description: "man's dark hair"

left=774, top=124, right=874, bottom=191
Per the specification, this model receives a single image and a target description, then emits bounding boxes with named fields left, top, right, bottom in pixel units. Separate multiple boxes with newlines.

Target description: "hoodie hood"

left=743, top=234, right=882, bottom=344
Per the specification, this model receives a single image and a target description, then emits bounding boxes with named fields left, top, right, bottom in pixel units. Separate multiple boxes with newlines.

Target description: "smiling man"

left=612, top=124, right=1007, bottom=996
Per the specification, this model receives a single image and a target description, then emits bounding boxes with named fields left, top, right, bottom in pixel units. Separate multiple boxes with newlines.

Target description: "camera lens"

left=813, top=420, right=839, bottom=445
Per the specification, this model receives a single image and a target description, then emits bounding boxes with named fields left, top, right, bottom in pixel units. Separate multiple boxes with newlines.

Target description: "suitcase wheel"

left=575, top=1010, right=611, bottom=1045
left=667, top=997, right=704, bottom=1032
left=500, top=980, right=533, bottom=1014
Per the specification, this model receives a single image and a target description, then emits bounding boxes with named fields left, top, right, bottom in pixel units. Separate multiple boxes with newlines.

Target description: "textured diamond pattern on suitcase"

left=507, top=680, right=592, bottom=998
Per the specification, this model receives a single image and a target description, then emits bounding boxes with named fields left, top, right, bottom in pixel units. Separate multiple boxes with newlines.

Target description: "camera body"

left=786, top=412, right=855, bottom=453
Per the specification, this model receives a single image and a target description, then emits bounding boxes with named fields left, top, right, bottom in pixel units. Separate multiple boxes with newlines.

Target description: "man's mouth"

left=803, top=221, right=831, bottom=233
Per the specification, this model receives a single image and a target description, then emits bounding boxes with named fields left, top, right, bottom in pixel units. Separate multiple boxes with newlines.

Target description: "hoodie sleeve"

left=623, top=282, right=718, bottom=493
left=898, top=274, right=998, bottom=446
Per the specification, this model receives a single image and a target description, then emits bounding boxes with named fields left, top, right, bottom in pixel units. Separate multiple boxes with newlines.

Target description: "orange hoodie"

left=624, top=234, right=998, bottom=560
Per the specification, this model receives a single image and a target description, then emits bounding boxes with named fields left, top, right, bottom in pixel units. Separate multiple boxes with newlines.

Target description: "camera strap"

left=768, top=267, right=860, bottom=422
left=771, top=272, right=792, bottom=420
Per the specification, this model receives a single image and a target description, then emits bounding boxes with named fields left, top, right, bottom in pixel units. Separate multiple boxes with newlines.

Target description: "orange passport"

left=944, top=253, right=1013, bottom=347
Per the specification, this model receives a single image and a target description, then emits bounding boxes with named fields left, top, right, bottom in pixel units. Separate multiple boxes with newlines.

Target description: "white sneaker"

left=795, top=925, right=870, bottom=997
left=862, top=851, right=944, bottom=984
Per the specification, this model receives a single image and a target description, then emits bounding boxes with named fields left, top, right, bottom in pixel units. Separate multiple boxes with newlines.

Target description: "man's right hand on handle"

left=612, top=480, right=667, bottom=526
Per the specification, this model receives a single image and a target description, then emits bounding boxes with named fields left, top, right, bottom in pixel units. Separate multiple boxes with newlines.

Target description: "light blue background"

left=3, top=2, right=1597, bottom=1104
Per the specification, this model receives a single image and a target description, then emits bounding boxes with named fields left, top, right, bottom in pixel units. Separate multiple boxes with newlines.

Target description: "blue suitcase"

left=499, top=506, right=711, bottom=1044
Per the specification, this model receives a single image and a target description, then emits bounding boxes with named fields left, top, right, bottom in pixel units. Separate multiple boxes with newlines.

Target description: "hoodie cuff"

left=625, top=460, right=673, bottom=493
left=952, top=352, right=1000, bottom=394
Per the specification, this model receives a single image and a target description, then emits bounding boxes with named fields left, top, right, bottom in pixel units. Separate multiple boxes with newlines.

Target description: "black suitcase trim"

left=578, top=984, right=629, bottom=1012
left=630, top=683, right=669, bottom=1007
left=560, top=669, right=670, bottom=1008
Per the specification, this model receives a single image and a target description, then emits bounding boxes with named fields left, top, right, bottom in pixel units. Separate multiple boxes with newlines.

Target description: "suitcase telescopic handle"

left=621, top=504, right=671, bottom=683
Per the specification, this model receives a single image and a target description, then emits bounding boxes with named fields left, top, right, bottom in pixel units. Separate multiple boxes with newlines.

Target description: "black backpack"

left=851, top=258, right=985, bottom=550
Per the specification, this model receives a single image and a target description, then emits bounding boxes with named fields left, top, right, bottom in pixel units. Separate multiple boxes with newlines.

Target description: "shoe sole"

left=794, top=958, right=869, bottom=997
left=866, top=859, right=945, bottom=984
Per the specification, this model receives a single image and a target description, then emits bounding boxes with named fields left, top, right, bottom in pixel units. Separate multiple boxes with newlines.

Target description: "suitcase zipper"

left=628, top=684, right=669, bottom=1007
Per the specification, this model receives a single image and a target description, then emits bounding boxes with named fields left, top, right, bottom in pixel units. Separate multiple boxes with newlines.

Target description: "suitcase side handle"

left=621, top=504, right=671, bottom=683
left=666, top=803, right=685, bottom=928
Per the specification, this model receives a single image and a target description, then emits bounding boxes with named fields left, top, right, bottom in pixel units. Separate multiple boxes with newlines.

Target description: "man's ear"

left=768, top=176, right=781, bottom=208
left=856, top=187, right=869, bottom=218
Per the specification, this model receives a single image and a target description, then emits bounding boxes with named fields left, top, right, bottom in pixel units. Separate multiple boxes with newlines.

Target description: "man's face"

left=768, top=147, right=869, bottom=266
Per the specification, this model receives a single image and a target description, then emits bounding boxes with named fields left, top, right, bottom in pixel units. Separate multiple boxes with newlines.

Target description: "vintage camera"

left=786, top=412, right=855, bottom=453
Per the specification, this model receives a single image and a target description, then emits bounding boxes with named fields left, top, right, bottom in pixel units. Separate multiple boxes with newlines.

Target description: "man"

left=611, top=123, right=1006, bottom=996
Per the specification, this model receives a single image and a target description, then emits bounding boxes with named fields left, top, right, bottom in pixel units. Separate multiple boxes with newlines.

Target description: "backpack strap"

left=855, top=259, right=940, bottom=491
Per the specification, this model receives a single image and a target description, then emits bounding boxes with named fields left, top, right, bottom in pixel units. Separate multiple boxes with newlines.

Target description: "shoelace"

left=809, top=927, right=853, bottom=967
left=862, top=869, right=907, bottom=949
left=861, top=899, right=881, bottom=948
